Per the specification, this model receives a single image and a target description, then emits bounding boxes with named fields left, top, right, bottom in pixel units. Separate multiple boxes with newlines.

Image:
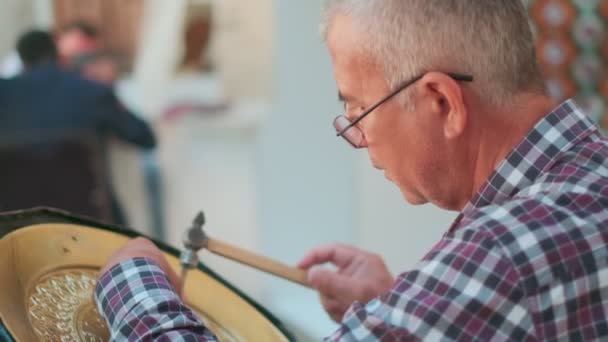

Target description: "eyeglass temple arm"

left=336, top=73, right=473, bottom=137
left=446, top=73, right=474, bottom=82
left=337, top=76, right=422, bottom=136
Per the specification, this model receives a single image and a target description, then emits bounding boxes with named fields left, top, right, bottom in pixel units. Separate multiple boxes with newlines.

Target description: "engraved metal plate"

left=28, top=270, right=108, bottom=342
left=27, top=269, right=237, bottom=341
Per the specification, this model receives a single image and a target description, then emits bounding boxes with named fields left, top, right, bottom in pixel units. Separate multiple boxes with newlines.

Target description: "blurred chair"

left=0, top=130, right=115, bottom=223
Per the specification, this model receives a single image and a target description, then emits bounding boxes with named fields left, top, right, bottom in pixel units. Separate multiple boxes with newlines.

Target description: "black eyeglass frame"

left=335, top=72, right=474, bottom=141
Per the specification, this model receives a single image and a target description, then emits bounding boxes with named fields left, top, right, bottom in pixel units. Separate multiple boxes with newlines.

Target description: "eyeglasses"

left=333, top=72, right=474, bottom=148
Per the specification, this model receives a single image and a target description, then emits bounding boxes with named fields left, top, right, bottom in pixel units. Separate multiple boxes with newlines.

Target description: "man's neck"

left=461, top=94, right=557, bottom=210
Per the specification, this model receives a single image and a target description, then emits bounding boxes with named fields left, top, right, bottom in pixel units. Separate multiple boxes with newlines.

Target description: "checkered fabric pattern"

left=95, top=258, right=216, bottom=341
left=96, top=100, right=608, bottom=341
left=328, top=100, right=608, bottom=341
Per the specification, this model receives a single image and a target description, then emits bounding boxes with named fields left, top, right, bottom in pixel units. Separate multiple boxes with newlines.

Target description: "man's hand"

left=297, top=243, right=394, bottom=322
left=99, top=237, right=182, bottom=293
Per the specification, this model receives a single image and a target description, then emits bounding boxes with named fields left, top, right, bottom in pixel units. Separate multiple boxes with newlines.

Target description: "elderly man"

left=95, top=0, right=608, bottom=340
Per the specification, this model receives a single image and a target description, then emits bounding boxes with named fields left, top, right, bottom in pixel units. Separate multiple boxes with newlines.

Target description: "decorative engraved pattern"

left=28, top=270, right=108, bottom=341
left=27, top=270, right=238, bottom=341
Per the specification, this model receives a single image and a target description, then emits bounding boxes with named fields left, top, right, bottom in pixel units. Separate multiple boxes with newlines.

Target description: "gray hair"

left=321, top=0, right=546, bottom=107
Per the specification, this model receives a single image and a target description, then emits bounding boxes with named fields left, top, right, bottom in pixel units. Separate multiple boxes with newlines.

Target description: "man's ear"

left=419, top=72, right=468, bottom=139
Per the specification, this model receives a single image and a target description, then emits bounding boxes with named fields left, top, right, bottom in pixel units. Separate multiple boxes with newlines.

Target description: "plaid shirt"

left=96, top=100, right=608, bottom=341
left=95, top=258, right=216, bottom=341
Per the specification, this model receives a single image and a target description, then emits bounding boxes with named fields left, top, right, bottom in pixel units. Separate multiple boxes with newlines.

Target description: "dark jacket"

left=0, top=63, right=156, bottom=224
left=0, top=63, right=155, bottom=148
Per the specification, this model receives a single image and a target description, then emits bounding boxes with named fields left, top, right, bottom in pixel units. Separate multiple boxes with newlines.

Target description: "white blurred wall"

left=0, top=0, right=36, bottom=56
left=0, top=0, right=53, bottom=57
left=255, top=0, right=356, bottom=337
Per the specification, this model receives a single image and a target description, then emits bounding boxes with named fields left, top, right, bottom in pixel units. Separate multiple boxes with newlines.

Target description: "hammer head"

left=183, top=211, right=208, bottom=251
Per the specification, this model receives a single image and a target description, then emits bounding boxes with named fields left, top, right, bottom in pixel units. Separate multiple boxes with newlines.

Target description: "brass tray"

left=0, top=210, right=293, bottom=341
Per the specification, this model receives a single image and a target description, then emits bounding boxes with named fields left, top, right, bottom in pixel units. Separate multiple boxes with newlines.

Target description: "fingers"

left=308, top=267, right=356, bottom=300
left=297, top=243, right=360, bottom=270
left=320, top=295, right=348, bottom=323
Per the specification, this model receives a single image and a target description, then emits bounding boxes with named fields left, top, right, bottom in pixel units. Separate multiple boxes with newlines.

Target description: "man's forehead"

left=327, top=14, right=358, bottom=58
left=327, top=14, right=379, bottom=72
left=327, top=13, right=389, bottom=104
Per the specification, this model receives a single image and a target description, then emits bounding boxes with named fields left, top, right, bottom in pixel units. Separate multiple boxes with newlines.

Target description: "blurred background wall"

left=0, top=1, right=37, bottom=54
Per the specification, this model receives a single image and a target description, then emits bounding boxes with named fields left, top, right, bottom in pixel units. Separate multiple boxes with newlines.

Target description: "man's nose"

left=345, top=112, right=358, bottom=122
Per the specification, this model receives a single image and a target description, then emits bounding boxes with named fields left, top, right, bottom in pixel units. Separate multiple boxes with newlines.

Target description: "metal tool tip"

left=194, top=211, right=205, bottom=226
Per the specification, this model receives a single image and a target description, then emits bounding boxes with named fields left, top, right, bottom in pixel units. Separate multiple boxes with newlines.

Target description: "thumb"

left=308, top=267, right=354, bottom=300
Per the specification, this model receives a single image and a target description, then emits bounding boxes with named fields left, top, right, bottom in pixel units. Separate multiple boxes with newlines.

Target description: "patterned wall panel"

left=524, top=0, right=607, bottom=130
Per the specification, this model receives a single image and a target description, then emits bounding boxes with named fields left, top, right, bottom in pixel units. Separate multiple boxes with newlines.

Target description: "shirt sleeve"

left=96, top=90, right=157, bottom=149
left=95, top=257, right=217, bottom=341
left=325, top=231, right=536, bottom=341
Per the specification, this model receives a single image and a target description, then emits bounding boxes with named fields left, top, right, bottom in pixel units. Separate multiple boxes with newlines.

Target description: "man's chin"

left=403, top=196, right=429, bottom=206
left=399, top=188, right=428, bottom=205
left=382, top=171, right=429, bottom=205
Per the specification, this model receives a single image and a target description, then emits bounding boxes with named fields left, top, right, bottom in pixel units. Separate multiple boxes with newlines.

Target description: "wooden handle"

left=206, top=238, right=310, bottom=288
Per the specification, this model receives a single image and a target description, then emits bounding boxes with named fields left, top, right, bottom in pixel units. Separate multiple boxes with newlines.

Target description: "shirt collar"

left=461, top=99, right=599, bottom=216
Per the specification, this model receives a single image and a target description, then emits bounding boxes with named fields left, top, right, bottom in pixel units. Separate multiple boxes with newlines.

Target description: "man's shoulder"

left=60, top=70, right=111, bottom=96
left=547, top=134, right=608, bottom=184
left=13, top=66, right=109, bottom=96
left=462, top=183, right=607, bottom=248
left=35, top=65, right=111, bottom=94
left=464, top=132, right=608, bottom=240
left=458, top=189, right=607, bottom=291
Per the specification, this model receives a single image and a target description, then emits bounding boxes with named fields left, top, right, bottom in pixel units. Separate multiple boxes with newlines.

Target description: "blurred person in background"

left=0, top=30, right=156, bottom=225
left=72, top=49, right=166, bottom=239
left=0, top=20, right=102, bottom=78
